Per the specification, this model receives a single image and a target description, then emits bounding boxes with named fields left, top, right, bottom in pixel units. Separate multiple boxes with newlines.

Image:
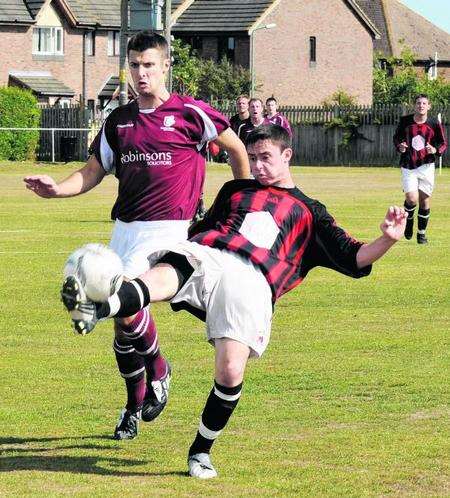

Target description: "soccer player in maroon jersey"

left=62, top=124, right=406, bottom=479
left=24, top=31, right=250, bottom=441
left=393, top=94, right=447, bottom=244
left=229, top=94, right=250, bottom=134
left=237, top=98, right=270, bottom=142
left=265, top=96, right=292, bottom=136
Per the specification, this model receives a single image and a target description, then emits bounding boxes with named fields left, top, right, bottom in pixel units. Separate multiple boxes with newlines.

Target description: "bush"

left=373, top=46, right=450, bottom=106
left=172, top=38, right=251, bottom=101
left=0, top=87, right=40, bottom=160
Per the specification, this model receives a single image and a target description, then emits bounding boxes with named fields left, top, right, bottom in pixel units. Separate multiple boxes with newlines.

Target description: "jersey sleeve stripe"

left=184, top=103, right=219, bottom=148
left=100, top=125, right=115, bottom=173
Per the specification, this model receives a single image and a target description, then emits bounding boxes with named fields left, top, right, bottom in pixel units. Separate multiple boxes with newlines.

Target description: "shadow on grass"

left=0, top=436, right=187, bottom=478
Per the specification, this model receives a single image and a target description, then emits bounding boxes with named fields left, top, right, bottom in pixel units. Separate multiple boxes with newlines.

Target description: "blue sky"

left=400, top=0, right=450, bottom=33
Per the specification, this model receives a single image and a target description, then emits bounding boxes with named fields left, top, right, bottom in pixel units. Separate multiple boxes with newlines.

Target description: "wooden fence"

left=290, top=124, right=450, bottom=166
left=214, top=102, right=450, bottom=125
left=35, top=104, right=449, bottom=165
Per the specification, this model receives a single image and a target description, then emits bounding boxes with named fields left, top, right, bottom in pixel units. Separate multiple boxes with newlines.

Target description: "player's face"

left=414, top=97, right=430, bottom=116
left=266, top=100, right=277, bottom=116
left=237, top=97, right=249, bottom=113
left=247, top=139, right=293, bottom=187
left=128, top=48, right=170, bottom=97
left=250, top=101, right=263, bottom=120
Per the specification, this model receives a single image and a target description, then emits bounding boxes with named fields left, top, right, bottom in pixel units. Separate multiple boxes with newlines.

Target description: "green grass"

left=0, top=161, right=449, bottom=497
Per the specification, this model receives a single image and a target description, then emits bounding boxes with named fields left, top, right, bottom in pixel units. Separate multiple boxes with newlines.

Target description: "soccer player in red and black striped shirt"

left=393, top=94, right=447, bottom=244
left=62, top=124, right=407, bottom=479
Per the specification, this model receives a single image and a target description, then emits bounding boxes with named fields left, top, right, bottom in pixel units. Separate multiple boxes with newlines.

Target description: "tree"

left=171, top=38, right=251, bottom=101
left=197, top=57, right=251, bottom=101
left=171, top=38, right=202, bottom=96
left=373, top=45, right=450, bottom=106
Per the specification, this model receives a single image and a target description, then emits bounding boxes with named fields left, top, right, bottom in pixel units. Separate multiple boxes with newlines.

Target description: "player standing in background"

left=393, top=94, right=447, bottom=244
left=24, top=31, right=250, bottom=440
left=237, top=98, right=270, bottom=142
left=62, top=124, right=406, bottom=479
left=229, top=95, right=250, bottom=134
left=265, top=96, right=292, bottom=136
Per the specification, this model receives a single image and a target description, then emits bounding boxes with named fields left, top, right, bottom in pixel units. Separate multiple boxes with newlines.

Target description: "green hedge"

left=0, top=87, right=40, bottom=161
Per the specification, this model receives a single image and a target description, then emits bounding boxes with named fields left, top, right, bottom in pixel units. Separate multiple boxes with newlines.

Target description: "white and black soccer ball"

left=63, top=243, right=124, bottom=302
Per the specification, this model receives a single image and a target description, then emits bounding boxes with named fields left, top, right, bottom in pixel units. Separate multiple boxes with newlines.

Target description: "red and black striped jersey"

left=393, top=114, right=447, bottom=170
left=189, top=179, right=371, bottom=302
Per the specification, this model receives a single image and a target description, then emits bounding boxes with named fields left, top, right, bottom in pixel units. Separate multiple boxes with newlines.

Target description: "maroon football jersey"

left=267, top=113, right=292, bottom=136
left=91, top=94, right=229, bottom=222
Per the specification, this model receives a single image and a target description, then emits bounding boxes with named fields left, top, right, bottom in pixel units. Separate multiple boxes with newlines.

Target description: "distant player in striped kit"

left=393, top=94, right=447, bottom=244
left=25, top=31, right=250, bottom=441
left=62, top=124, right=407, bottom=478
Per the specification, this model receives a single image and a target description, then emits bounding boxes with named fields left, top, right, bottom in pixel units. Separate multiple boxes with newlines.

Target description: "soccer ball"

left=63, top=243, right=124, bottom=302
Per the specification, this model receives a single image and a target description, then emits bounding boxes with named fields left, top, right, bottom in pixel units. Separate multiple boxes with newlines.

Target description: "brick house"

left=357, top=0, right=450, bottom=81
left=1, top=0, right=447, bottom=109
left=0, top=0, right=125, bottom=112
left=172, top=0, right=380, bottom=105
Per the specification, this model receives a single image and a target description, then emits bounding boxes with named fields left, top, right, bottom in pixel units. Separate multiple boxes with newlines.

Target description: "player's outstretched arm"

left=356, top=206, right=407, bottom=268
left=24, top=155, right=105, bottom=198
left=214, top=128, right=251, bottom=179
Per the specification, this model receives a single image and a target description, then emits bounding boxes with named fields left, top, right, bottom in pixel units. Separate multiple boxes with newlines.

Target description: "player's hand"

left=398, top=142, right=408, bottom=153
left=23, top=175, right=60, bottom=198
left=425, top=143, right=436, bottom=154
left=380, top=206, right=407, bottom=241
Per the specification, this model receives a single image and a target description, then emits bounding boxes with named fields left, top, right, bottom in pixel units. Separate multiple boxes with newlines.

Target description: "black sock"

left=404, top=201, right=416, bottom=238
left=96, top=278, right=150, bottom=319
left=417, top=208, right=430, bottom=233
left=188, top=381, right=242, bottom=456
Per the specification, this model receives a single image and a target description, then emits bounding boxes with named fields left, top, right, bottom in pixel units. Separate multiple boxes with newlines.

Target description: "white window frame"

left=32, top=27, right=64, bottom=55
left=86, top=31, right=95, bottom=56
left=108, top=31, right=120, bottom=56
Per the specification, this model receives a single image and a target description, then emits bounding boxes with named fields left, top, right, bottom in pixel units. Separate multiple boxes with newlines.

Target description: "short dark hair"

left=415, top=93, right=429, bottom=102
left=236, top=95, right=249, bottom=102
left=127, top=31, right=169, bottom=58
left=249, top=98, right=263, bottom=107
left=245, top=124, right=292, bottom=151
left=266, top=97, right=277, bottom=105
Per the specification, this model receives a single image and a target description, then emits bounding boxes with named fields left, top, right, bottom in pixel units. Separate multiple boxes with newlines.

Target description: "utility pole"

left=165, top=0, right=172, bottom=92
left=119, top=0, right=129, bottom=106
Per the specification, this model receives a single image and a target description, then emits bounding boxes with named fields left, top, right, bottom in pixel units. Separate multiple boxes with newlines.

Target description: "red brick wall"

left=0, top=23, right=119, bottom=104
left=253, top=0, right=374, bottom=105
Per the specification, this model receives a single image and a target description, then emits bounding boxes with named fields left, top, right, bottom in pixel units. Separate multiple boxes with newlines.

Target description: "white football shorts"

left=401, top=163, right=435, bottom=196
left=110, top=219, right=190, bottom=279
left=164, top=242, right=273, bottom=358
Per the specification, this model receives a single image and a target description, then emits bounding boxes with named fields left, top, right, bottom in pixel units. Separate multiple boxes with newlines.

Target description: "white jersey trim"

left=184, top=103, right=219, bottom=150
left=100, top=125, right=115, bottom=174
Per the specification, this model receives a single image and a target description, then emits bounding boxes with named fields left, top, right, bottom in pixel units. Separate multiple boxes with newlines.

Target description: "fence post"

left=333, top=128, right=339, bottom=164
left=51, top=128, right=55, bottom=163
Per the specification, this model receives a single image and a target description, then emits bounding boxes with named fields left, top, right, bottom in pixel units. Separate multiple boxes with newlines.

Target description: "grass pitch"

left=0, top=162, right=449, bottom=497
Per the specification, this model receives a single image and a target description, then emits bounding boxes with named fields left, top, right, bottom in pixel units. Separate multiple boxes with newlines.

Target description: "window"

left=32, top=27, right=63, bottom=55
left=427, top=63, right=437, bottom=80
left=218, top=36, right=235, bottom=62
left=108, top=31, right=120, bottom=56
left=309, top=36, right=316, bottom=63
left=86, top=31, right=95, bottom=56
